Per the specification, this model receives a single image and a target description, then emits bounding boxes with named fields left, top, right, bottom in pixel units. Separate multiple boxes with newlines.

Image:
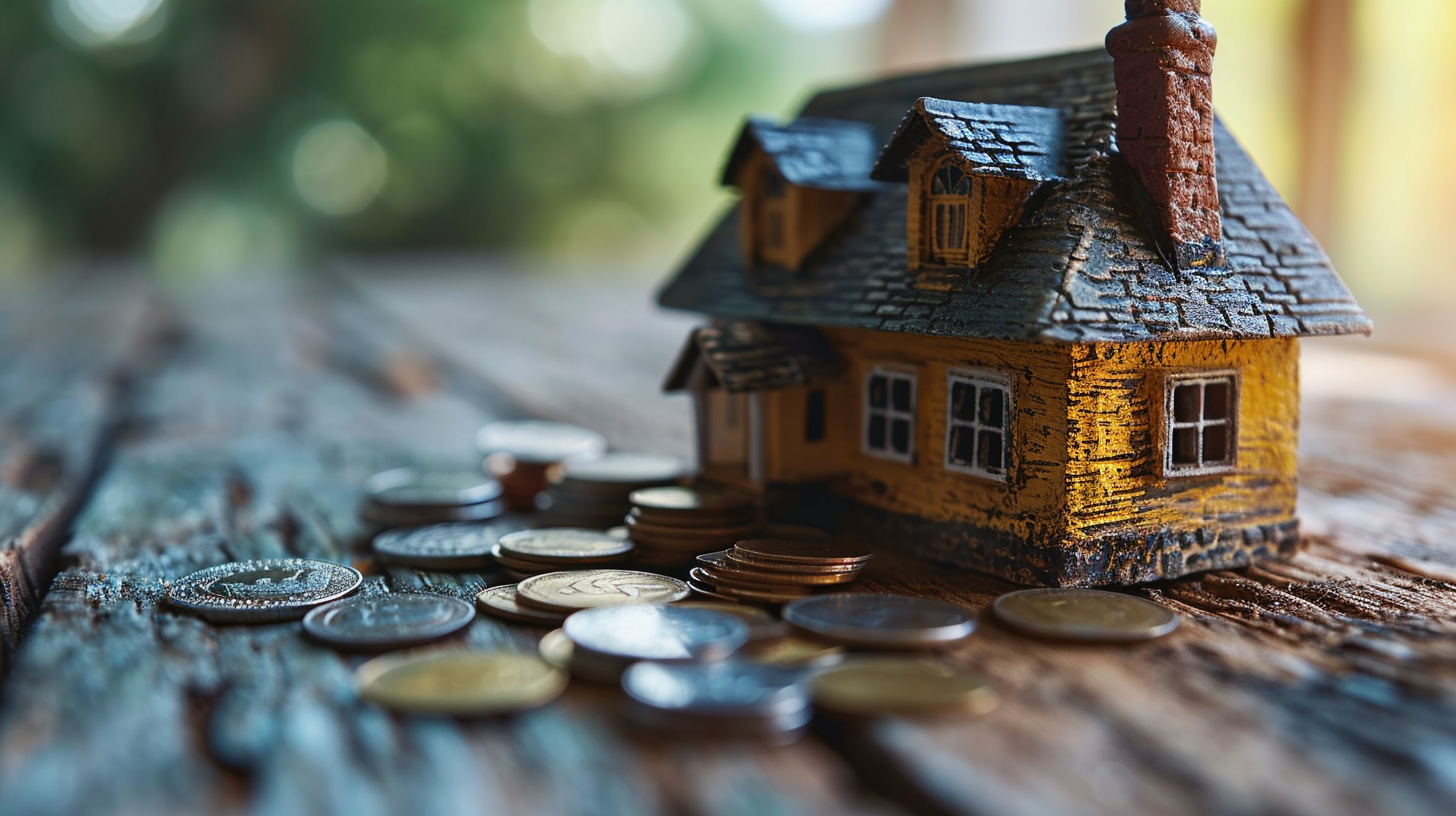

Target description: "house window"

left=761, top=168, right=786, bottom=249
left=1165, top=372, right=1237, bottom=475
left=945, top=371, right=1011, bottom=480
left=927, top=161, right=971, bottom=264
left=804, top=388, right=826, bottom=442
left=865, top=368, right=915, bottom=461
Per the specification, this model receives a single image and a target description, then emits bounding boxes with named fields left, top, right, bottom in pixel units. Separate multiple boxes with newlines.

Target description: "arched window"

left=927, top=161, right=971, bottom=264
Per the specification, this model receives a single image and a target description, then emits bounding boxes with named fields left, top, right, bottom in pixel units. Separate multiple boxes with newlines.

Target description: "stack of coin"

left=625, top=486, right=763, bottom=568
left=476, top=421, right=606, bottom=512
left=491, top=528, right=636, bottom=580
left=689, top=538, right=873, bottom=604
left=537, top=453, right=687, bottom=528
left=541, top=604, right=749, bottom=683
left=361, top=468, right=505, bottom=529
left=622, top=661, right=812, bottom=743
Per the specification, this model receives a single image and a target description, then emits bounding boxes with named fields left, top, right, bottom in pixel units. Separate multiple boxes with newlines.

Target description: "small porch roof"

left=663, top=321, right=840, bottom=393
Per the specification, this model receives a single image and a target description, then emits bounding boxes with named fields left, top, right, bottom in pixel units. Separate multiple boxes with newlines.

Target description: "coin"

left=373, top=522, right=520, bottom=569
left=689, top=567, right=813, bottom=598
left=516, top=569, right=690, bottom=613
left=741, top=635, right=845, bottom=668
left=360, top=498, right=506, bottom=528
left=356, top=650, right=567, bottom=715
left=475, top=585, right=568, bottom=627
left=622, top=660, right=807, bottom=716
left=475, top=420, right=607, bottom=464
left=688, top=573, right=811, bottom=605
left=365, top=468, right=503, bottom=507
left=560, top=452, right=687, bottom=484
left=303, top=593, right=475, bottom=651
left=537, top=627, right=631, bottom=683
left=723, top=550, right=863, bottom=575
left=782, top=593, right=977, bottom=648
left=733, top=538, right=873, bottom=565
left=628, top=486, right=756, bottom=517
left=811, top=658, right=997, bottom=716
left=537, top=628, right=575, bottom=671
left=671, top=601, right=777, bottom=632
left=990, top=588, right=1180, bottom=642
left=168, top=558, right=363, bottom=623
left=697, top=552, right=860, bottom=586
left=497, top=528, right=635, bottom=564
left=563, top=604, right=750, bottom=662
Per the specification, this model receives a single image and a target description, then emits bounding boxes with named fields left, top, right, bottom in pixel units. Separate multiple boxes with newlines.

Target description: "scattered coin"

left=782, top=593, right=977, bottom=649
left=563, top=604, right=750, bottom=663
left=303, top=593, right=475, bottom=651
left=741, top=634, right=845, bottom=668
left=622, top=660, right=811, bottom=742
left=991, top=588, right=1180, bottom=643
left=372, top=522, right=520, bottom=570
left=475, top=585, right=569, bottom=627
left=475, top=420, right=607, bottom=465
left=516, top=569, right=690, bottom=613
left=537, top=627, right=626, bottom=684
left=356, top=650, right=567, bottom=715
left=497, top=528, right=635, bottom=564
left=167, top=558, right=363, bottom=623
left=672, top=601, right=778, bottom=634
left=365, top=468, right=504, bottom=508
left=811, top=658, right=997, bottom=717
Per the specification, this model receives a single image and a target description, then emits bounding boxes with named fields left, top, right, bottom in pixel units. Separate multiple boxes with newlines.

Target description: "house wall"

left=1064, top=338, right=1300, bottom=539
left=794, top=327, right=1072, bottom=542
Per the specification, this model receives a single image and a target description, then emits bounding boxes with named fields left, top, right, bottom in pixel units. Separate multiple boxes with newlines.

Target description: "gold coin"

left=516, top=569, right=691, bottom=613
left=356, top=650, right=567, bottom=715
left=742, top=635, right=844, bottom=668
left=991, top=588, right=1179, bottom=643
left=811, top=659, right=996, bottom=716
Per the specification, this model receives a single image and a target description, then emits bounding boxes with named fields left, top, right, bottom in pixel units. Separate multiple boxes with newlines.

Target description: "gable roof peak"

left=871, top=97, right=1065, bottom=184
left=720, top=115, right=883, bottom=192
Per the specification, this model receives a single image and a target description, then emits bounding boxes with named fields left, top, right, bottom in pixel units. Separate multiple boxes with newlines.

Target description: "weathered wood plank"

left=0, top=273, right=153, bottom=674
left=0, top=277, right=903, bottom=816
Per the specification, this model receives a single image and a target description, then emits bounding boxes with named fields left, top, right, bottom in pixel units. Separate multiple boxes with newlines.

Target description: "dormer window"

left=721, top=116, right=882, bottom=272
left=928, top=162, right=971, bottom=265
left=872, top=98, right=1064, bottom=273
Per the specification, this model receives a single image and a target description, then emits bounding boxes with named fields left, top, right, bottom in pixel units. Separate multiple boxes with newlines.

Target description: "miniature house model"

left=659, top=1, right=1370, bottom=587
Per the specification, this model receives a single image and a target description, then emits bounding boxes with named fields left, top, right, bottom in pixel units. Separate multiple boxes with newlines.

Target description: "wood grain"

left=0, top=265, right=1454, bottom=816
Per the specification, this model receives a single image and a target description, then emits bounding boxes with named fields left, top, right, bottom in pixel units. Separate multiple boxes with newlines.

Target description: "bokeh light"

left=758, top=0, right=892, bottom=30
left=291, top=120, right=390, bottom=217
left=51, top=0, right=167, bottom=49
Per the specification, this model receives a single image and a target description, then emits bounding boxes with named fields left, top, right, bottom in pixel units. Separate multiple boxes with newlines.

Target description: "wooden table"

left=1, top=260, right=1454, bottom=816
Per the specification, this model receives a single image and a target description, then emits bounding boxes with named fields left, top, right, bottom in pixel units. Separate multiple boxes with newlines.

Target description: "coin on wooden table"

left=516, top=569, right=690, bottom=613
left=689, top=567, right=813, bottom=598
left=991, top=588, right=1180, bottom=643
left=372, top=522, right=520, bottom=570
left=538, top=628, right=575, bottom=672
left=475, top=585, right=569, bottom=627
left=733, top=538, right=873, bottom=567
left=498, top=528, right=635, bottom=564
left=537, top=627, right=630, bottom=683
left=723, top=550, right=863, bottom=575
left=811, top=658, right=997, bottom=717
left=168, top=558, right=363, bottom=623
left=475, top=420, right=607, bottom=465
left=688, top=571, right=812, bottom=605
left=564, top=604, right=750, bottom=663
left=365, top=468, right=504, bottom=508
left=303, top=594, right=475, bottom=651
left=783, top=593, right=977, bottom=649
left=356, top=650, right=566, bottom=715
left=697, top=551, right=859, bottom=587
left=560, top=453, right=687, bottom=486
left=622, top=661, right=811, bottom=741
left=628, top=485, right=757, bottom=520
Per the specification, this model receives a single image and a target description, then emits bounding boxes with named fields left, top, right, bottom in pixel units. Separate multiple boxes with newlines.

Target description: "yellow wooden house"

left=658, top=4, right=1370, bottom=586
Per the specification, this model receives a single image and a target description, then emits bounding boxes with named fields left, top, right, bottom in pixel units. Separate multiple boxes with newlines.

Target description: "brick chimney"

left=1106, top=0, right=1224, bottom=269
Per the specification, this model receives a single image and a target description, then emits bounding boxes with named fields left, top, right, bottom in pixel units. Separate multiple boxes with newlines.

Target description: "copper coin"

left=732, top=538, right=873, bottom=566
left=723, top=550, right=864, bottom=575
left=990, top=588, right=1180, bottom=643
left=690, top=570, right=812, bottom=604
left=697, top=552, right=860, bottom=586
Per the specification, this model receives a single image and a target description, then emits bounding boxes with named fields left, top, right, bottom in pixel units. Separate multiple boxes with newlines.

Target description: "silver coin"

left=782, top=593, right=976, bottom=649
left=365, top=468, right=503, bottom=507
left=476, top=585, right=568, bottom=627
left=361, top=498, right=505, bottom=528
left=561, top=453, right=687, bottom=484
left=497, top=528, right=634, bottom=563
left=168, top=558, right=363, bottom=623
left=373, top=522, right=521, bottom=569
left=563, top=604, right=750, bottom=662
left=303, top=593, right=475, bottom=651
left=622, top=660, right=808, bottom=718
left=475, top=420, right=607, bottom=464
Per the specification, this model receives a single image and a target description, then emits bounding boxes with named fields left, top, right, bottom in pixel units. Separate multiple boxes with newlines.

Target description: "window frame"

left=1161, top=370, right=1240, bottom=477
left=924, top=158, right=972, bottom=266
left=862, top=365, right=917, bottom=463
left=943, top=368, right=1014, bottom=482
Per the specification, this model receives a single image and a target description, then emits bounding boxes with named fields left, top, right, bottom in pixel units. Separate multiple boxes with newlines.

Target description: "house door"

left=698, top=389, right=764, bottom=484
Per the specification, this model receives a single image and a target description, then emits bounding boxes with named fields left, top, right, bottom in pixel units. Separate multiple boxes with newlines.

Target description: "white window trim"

left=1162, top=370, right=1239, bottom=477
left=863, top=366, right=916, bottom=463
left=944, top=368, right=1013, bottom=482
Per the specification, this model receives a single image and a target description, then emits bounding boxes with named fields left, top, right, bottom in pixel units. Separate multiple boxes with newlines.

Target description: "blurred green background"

left=1, top=0, right=1452, bottom=315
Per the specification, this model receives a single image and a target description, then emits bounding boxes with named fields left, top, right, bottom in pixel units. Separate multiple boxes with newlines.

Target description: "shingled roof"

left=720, top=116, right=883, bottom=192
left=663, top=321, right=840, bottom=394
left=660, top=49, right=1371, bottom=343
left=872, top=98, right=1064, bottom=183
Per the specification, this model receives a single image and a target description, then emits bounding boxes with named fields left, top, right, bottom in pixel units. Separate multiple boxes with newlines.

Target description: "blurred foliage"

left=0, top=0, right=880, bottom=278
